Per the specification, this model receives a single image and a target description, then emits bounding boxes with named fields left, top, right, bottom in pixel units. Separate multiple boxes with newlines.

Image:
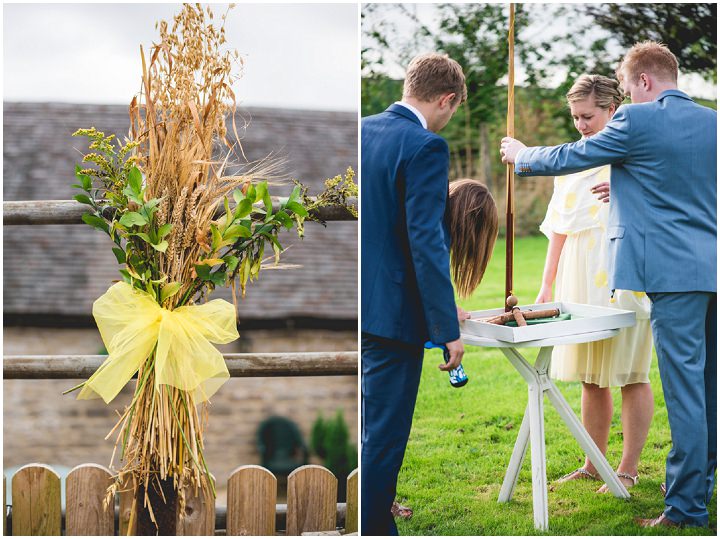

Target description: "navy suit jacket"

left=516, top=90, right=717, bottom=293
left=361, top=104, right=459, bottom=346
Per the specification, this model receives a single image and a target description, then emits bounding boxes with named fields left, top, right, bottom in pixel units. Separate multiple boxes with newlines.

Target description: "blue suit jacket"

left=516, top=90, right=717, bottom=293
left=361, top=104, right=460, bottom=345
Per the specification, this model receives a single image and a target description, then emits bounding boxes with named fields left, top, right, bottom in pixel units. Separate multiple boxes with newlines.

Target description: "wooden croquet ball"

left=506, top=295, right=518, bottom=308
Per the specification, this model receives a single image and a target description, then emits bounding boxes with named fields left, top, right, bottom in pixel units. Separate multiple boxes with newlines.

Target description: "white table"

left=462, top=329, right=630, bottom=530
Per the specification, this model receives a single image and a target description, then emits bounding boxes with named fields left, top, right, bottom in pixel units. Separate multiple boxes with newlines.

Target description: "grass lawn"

left=396, top=236, right=716, bottom=535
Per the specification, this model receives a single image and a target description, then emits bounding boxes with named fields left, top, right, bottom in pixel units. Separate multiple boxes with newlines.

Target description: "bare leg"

left=597, top=382, right=654, bottom=492
left=617, top=382, right=654, bottom=476
left=581, top=382, right=613, bottom=475
left=558, top=382, right=612, bottom=480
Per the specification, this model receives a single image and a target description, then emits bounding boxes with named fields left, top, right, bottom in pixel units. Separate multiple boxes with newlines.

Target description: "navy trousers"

left=648, top=292, right=717, bottom=526
left=361, top=332, right=424, bottom=536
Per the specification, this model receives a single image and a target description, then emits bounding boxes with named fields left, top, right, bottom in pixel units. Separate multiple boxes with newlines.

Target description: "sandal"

left=597, top=471, right=639, bottom=493
left=556, top=467, right=599, bottom=483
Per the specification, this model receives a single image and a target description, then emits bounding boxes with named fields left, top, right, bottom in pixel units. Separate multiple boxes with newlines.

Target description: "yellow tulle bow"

left=77, top=281, right=239, bottom=404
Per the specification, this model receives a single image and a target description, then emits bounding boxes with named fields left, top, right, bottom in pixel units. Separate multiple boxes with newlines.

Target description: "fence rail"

left=3, top=198, right=358, bottom=225
left=5, top=463, right=358, bottom=536
left=4, top=352, right=358, bottom=379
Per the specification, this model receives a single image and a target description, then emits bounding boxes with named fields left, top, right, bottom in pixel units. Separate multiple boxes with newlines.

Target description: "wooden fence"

left=3, top=199, right=359, bottom=535
left=5, top=463, right=358, bottom=535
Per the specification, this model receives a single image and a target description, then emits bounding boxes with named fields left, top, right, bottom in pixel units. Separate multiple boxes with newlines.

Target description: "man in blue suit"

left=361, top=53, right=468, bottom=535
left=500, top=42, right=716, bottom=528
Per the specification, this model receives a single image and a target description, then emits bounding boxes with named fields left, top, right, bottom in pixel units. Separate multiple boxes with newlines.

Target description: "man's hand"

left=439, top=338, right=464, bottom=371
left=456, top=305, right=471, bottom=322
left=591, top=182, right=610, bottom=203
left=500, top=137, right=527, bottom=164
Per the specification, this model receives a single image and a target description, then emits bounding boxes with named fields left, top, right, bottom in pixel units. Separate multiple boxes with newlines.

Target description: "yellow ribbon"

left=77, top=282, right=239, bottom=404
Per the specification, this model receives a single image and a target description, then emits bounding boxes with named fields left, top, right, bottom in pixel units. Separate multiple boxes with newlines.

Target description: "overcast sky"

left=3, top=3, right=359, bottom=111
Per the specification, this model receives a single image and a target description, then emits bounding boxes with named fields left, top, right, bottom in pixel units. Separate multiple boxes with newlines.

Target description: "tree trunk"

left=465, top=107, right=473, bottom=178
left=478, top=122, right=493, bottom=193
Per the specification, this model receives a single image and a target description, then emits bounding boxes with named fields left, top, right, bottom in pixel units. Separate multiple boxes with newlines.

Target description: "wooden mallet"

left=506, top=294, right=527, bottom=326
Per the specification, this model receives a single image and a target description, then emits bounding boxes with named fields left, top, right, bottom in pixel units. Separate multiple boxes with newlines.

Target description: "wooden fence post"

left=11, top=464, right=61, bottom=536
left=118, top=475, right=137, bottom=536
left=286, top=465, right=337, bottom=535
left=227, top=465, right=276, bottom=536
left=176, top=477, right=216, bottom=535
left=345, top=469, right=358, bottom=534
left=65, top=464, right=114, bottom=536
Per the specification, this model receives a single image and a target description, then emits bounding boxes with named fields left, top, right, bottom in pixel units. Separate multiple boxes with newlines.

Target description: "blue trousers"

left=648, top=292, right=717, bottom=526
left=361, top=333, right=424, bottom=536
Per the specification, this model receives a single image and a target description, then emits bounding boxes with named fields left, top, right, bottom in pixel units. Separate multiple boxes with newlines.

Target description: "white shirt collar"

left=395, top=101, right=428, bottom=129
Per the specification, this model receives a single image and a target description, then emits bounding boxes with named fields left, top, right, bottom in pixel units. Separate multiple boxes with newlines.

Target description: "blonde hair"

left=617, top=41, right=679, bottom=84
left=447, top=179, right=498, bottom=298
left=566, top=74, right=624, bottom=111
left=403, top=53, right=467, bottom=107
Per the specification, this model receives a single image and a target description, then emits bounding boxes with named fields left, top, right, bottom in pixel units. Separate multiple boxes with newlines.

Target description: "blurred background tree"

left=362, top=3, right=717, bottom=236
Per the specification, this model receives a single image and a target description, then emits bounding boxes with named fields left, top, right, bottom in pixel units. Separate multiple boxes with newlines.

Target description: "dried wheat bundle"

left=67, top=4, right=357, bottom=531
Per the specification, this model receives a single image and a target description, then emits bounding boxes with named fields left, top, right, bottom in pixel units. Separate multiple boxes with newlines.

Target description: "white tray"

left=461, top=302, right=636, bottom=343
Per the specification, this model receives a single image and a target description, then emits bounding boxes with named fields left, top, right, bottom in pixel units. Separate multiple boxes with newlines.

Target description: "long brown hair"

left=447, top=179, right=498, bottom=298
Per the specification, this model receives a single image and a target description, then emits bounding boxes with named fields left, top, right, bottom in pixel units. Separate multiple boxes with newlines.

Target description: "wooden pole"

left=2, top=197, right=358, bottom=225
left=505, top=3, right=516, bottom=312
left=3, top=352, right=358, bottom=379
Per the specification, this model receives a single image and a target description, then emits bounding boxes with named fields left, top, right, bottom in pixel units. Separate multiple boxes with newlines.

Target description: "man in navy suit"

left=501, top=42, right=716, bottom=528
left=361, top=53, right=468, bottom=535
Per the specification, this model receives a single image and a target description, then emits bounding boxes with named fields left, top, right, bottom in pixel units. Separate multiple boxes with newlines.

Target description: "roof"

left=3, top=102, right=358, bottom=324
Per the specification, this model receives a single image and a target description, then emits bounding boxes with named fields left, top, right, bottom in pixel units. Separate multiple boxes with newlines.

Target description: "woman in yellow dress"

left=536, top=74, right=654, bottom=492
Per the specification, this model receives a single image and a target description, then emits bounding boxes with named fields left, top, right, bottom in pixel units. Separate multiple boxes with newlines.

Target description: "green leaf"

left=210, top=224, right=222, bottom=252
left=118, top=269, right=132, bottom=283
left=224, top=197, right=232, bottom=229
left=145, top=198, right=162, bottom=210
left=234, top=198, right=253, bottom=219
left=255, top=223, right=274, bottom=236
left=286, top=201, right=309, bottom=217
left=73, top=193, right=93, bottom=205
left=274, top=210, right=293, bottom=228
left=73, top=172, right=92, bottom=191
left=157, top=223, right=173, bottom=239
left=112, top=247, right=126, bottom=264
left=128, top=167, right=143, bottom=194
left=161, top=282, right=182, bottom=303
left=224, top=223, right=251, bottom=240
left=151, top=240, right=169, bottom=253
left=134, top=232, right=152, bottom=243
left=122, top=185, right=144, bottom=205
left=288, top=184, right=301, bottom=204
left=256, top=181, right=269, bottom=208
left=224, top=255, right=240, bottom=273
left=233, top=188, right=246, bottom=204
left=119, top=211, right=148, bottom=227
left=210, top=271, right=226, bottom=287
left=195, top=264, right=212, bottom=281
left=246, top=184, right=257, bottom=203
left=82, top=213, right=109, bottom=233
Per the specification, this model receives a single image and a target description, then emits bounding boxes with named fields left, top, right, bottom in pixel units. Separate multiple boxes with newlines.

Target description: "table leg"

left=545, top=382, right=630, bottom=499
left=498, top=405, right=529, bottom=502
left=527, top=381, right=549, bottom=530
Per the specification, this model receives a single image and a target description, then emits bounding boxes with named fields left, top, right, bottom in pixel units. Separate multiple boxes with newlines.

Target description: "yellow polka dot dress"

left=539, top=165, right=653, bottom=388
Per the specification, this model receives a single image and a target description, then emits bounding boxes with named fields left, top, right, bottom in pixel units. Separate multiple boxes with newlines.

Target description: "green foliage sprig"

left=72, top=128, right=354, bottom=306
